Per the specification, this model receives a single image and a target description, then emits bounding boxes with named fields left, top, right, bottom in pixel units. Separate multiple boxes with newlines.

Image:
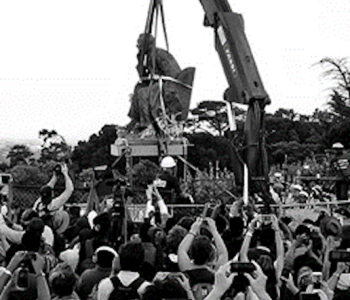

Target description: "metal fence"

left=12, top=177, right=236, bottom=208
left=12, top=185, right=89, bottom=208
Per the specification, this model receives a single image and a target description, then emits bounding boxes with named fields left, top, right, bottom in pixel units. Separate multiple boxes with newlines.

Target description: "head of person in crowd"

left=214, top=214, right=229, bottom=234
left=256, top=225, right=276, bottom=251
left=59, top=249, right=79, bottom=273
left=332, top=142, right=344, bottom=155
left=119, top=242, right=144, bottom=272
left=143, top=273, right=188, bottom=300
left=177, top=216, right=194, bottom=232
left=21, top=218, right=45, bottom=251
left=297, top=191, right=309, bottom=203
left=49, top=262, right=78, bottom=298
left=189, top=235, right=215, bottom=266
left=40, top=185, right=53, bottom=206
left=94, top=246, right=118, bottom=269
left=290, top=184, right=303, bottom=196
left=20, top=208, right=39, bottom=229
left=148, top=226, right=165, bottom=246
left=296, top=266, right=313, bottom=291
left=256, top=254, right=278, bottom=299
left=160, top=156, right=176, bottom=175
left=229, top=216, right=244, bottom=238
left=166, top=225, right=187, bottom=254
left=92, top=212, right=111, bottom=246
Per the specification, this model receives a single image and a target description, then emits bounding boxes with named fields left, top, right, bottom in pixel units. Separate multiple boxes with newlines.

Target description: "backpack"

left=108, top=276, right=145, bottom=300
left=191, top=283, right=213, bottom=300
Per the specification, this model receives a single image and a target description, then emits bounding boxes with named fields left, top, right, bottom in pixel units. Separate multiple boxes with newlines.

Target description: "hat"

left=274, top=172, right=282, bottom=178
left=53, top=210, right=70, bottom=234
left=40, top=185, right=52, bottom=197
left=332, top=143, right=344, bottom=149
left=320, top=216, right=342, bottom=237
left=59, top=249, right=79, bottom=272
left=95, top=246, right=118, bottom=258
left=160, top=156, right=176, bottom=168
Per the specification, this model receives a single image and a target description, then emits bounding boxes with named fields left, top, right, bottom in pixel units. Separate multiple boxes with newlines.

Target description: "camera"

left=260, top=214, right=273, bottom=224
left=15, top=267, right=29, bottom=290
left=311, top=272, right=322, bottom=289
left=329, top=250, right=350, bottom=262
left=282, top=268, right=290, bottom=278
left=230, top=262, right=255, bottom=274
left=54, top=164, right=62, bottom=175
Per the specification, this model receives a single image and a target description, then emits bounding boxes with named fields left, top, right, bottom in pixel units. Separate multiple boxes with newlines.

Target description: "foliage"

left=10, top=164, right=50, bottom=186
left=185, top=133, right=235, bottom=172
left=71, top=125, right=118, bottom=171
left=132, top=159, right=159, bottom=189
left=38, top=129, right=71, bottom=163
left=7, top=144, right=33, bottom=167
left=186, top=100, right=245, bottom=136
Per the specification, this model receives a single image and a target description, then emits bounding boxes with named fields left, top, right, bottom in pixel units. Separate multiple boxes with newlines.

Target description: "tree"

left=72, top=125, right=118, bottom=171
left=317, top=57, right=350, bottom=147
left=186, top=100, right=245, bottom=136
left=318, top=58, right=350, bottom=118
left=38, top=129, right=71, bottom=163
left=7, top=145, right=33, bottom=167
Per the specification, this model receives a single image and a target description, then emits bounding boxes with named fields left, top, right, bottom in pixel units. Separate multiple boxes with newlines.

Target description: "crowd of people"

left=0, top=157, right=349, bottom=300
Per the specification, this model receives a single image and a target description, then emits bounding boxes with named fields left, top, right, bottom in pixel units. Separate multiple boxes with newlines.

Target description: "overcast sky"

left=1, top=0, right=350, bottom=145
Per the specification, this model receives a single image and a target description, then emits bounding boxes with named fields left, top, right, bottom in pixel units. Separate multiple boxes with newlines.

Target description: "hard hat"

left=160, top=156, right=176, bottom=168
left=274, top=172, right=282, bottom=178
left=332, top=142, right=344, bottom=149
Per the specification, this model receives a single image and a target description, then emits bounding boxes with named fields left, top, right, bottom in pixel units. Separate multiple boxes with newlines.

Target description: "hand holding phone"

left=312, top=272, right=322, bottom=289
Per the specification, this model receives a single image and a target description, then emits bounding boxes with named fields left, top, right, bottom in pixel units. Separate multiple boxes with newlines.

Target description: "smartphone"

left=282, top=268, right=290, bottom=278
left=260, top=214, right=273, bottom=224
left=329, top=250, right=350, bottom=262
left=299, top=292, right=321, bottom=300
left=54, top=164, right=62, bottom=175
left=230, top=262, right=255, bottom=274
left=312, top=272, right=322, bottom=289
left=16, top=267, right=29, bottom=290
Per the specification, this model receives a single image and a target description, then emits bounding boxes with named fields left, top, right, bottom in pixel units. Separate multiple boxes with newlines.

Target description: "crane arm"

left=199, top=0, right=270, bottom=105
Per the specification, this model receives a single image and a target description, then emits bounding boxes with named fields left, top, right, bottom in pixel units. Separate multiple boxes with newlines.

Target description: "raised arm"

left=32, top=253, right=51, bottom=300
left=272, top=215, right=284, bottom=278
left=50, top=164, right=74, bottom=210
left=239, top=215, right=258, bottom=262
left=205, top=217, right=228, bottom=269
left=178, top=217, right=203, bottom=272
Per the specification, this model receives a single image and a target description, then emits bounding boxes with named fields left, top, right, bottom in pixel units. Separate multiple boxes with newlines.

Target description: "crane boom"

left=199, top=0, right=270, bottom=105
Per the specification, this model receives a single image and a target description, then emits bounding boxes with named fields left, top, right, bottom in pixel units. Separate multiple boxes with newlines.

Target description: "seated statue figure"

left=128, top=33, right=195, bottom=135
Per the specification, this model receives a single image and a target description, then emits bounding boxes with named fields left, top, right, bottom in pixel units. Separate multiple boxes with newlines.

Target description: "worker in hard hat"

left=330, top=142, right=350, bottom=200
left=153, top=156, right=194, bottom=204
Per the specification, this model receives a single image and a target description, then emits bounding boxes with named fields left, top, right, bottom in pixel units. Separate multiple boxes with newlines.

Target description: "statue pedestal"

left=111, top=137, right=189, bottom=157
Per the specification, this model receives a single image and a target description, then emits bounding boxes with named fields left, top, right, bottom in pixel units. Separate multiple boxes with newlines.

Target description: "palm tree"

left=318, top=57, right=350, bottom=118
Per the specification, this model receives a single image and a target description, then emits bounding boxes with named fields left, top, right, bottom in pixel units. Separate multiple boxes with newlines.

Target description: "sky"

left=1, top=0, right=350, bottom=145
